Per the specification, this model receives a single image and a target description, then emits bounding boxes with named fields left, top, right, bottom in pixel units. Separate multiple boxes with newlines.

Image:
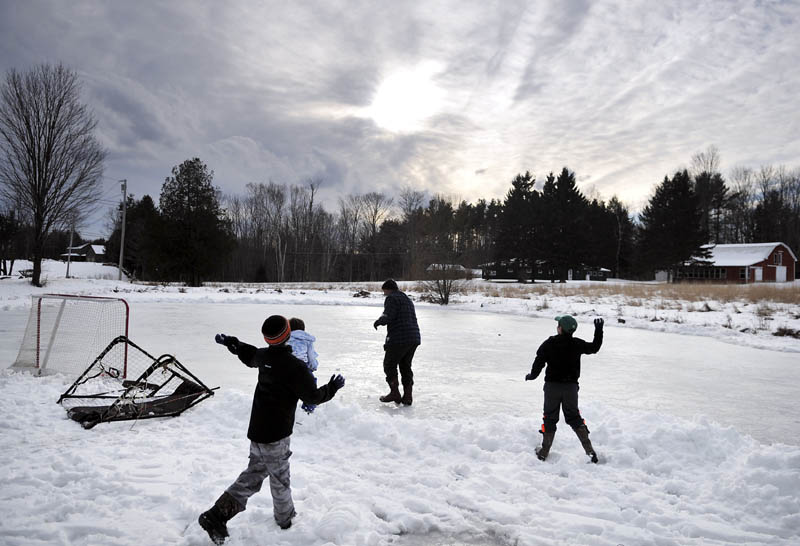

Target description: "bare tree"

left=755, top=164, right=776, bottom=199
left=398, top=186, right=425, bottom=277
left=337, top=194, right=363, bottom=281
left=288, top=178, right=322, bottom=280
left=726, top=166, right=757, bottom=243
left=421, top=263, right=469, bottom=305
left=398, top=186, right=425, bottom=221
left=360, top=191, right=393, bottom=280
left=361, top=192, right=393, bottom=242
left=691, top=145, right=721, bottom=177
left=0, top=64, right=105, bottom=286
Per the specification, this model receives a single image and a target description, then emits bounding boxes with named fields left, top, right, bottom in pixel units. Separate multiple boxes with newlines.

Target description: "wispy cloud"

left=1, top=0, right=798, bottom=234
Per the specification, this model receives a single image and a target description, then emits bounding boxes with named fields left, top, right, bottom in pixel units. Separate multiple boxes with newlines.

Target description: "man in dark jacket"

left=525, top=314, right=603, bottom=463
left=198, top=315, right=345, bottom=544
left=373, top=278, right=421, bottom=405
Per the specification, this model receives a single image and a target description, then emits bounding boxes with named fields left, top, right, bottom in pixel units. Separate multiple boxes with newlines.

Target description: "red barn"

left=675, top=242, right=797, bottom=283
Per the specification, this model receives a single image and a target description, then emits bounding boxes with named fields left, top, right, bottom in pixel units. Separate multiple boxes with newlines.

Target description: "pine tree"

left=638, top=170, right=709, bottom=279
left=694, top=171, right=728, bottom=243
left=607, top=196, right=635, bottom=278
left=158, top=158, right=234, bottom=286
left=106, top=195, right=161, bottom=280
left=538, top=168, right=590, bottom=281
left=496, top=171, right=538, bottom=279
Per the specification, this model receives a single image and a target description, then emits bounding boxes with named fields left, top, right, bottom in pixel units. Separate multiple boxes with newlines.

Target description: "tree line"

left=2, top=64, right=799, bottom=286
left=97, top=150, right=798, bottom=285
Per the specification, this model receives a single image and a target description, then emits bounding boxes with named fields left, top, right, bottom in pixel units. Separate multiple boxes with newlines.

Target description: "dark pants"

left=383, top=344, right=417, bottom=385
left=541, top=382, right=584, bottom=433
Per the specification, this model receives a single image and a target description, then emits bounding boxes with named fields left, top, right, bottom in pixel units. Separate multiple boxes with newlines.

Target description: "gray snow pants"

left=541, top=382, right=584, bottom=433
left=225, top=437, right=296, bottom=527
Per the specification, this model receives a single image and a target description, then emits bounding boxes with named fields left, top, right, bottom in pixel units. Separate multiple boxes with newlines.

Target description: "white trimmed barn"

left=675, top=242, right=796, bottom=283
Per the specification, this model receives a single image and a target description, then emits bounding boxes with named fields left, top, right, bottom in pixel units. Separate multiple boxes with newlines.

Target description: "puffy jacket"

left=287, top=330, right=319, bottom=372
left=529, top=329, right=603, bottom=383
left=235, top=342, right=338, bottom=443
left=375, top=290, right=421, bottom=346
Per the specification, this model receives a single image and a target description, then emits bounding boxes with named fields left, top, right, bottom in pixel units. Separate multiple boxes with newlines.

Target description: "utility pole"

left=118, top=179, right=127, bottom=281
left=66, top=215, right=74, bottom=278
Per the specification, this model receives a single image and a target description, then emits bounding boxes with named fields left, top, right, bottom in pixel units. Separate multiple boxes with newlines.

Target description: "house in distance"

left=671, top=242, right=797, bottom=283
left=61, top=243, right=107, bottom=263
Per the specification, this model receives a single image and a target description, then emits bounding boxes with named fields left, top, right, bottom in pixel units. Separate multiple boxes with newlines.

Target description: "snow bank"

left=0, top=370, right=797, bottom=546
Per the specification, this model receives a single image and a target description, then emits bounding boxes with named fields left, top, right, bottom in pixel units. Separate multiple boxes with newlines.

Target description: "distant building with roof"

left=61, top=243, right=107, bottom=263
left=670, top=242, right=796, bottom=283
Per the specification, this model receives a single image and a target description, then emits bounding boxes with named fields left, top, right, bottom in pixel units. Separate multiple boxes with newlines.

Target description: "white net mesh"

left=12, top=295, right=129, bottom=376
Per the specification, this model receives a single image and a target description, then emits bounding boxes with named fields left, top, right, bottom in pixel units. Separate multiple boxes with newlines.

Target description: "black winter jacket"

left=529, top=329, right=603, bottom=383
left=235, top=342, right=338, bottom=444
left=375, top=290, right=421, bottom=346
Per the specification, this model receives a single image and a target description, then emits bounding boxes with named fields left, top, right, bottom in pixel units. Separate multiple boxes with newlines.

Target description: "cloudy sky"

left=2, top=0, right=799, bottom=238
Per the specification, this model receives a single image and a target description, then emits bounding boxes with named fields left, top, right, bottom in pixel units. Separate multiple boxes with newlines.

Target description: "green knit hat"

left=555, top=314, right=577, bottom=334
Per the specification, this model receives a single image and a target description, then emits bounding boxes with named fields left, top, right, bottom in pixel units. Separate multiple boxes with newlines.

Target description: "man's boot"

left=198, top=492, right=244, bottom=544
left=536, top=431, right=555, bottom=461
left=573, top=424, right=599, bottom=463
left=379, top=379, right=402, bottom=403
left=401, top=381, right=413, bottom=406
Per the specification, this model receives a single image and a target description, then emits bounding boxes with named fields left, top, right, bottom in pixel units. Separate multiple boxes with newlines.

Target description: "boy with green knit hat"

left=525, top=314, right=604, bottom=463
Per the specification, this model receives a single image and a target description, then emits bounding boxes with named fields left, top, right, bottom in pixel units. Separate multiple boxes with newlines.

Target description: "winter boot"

left=573, top=425, right=599, bottom=463
left=379, top=379, right=402, bottom=403
left=198, top=492, right=244, bottom=545
left=401, top=381, right=413, bottom=406
left=536, top=431, right=555, bottom=461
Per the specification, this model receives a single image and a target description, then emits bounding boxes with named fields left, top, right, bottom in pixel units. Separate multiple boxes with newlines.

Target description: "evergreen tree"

left=0, top=208, right=20, bottom=275
left=583, top=198, right=617, bottom=275
left=694, top=171, right=728, bottom=243
left=638, top=170, right=709, bottom=278
left=158, top=158, right=234, bottom=286
left=496, top=172, right=538, bottom=278
left=607, top=196, right=635, bottom=278
left=106, top=195, right=161, bottom=280
left=539, top=168, right=589, bottom=281
left=753, top=189, right=790, bottom=243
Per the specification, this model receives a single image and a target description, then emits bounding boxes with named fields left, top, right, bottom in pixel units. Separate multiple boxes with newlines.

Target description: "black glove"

left=328, top=374, right=345, bottom=392
left=373, top=320, right=380, bottom=330
left=525, top=373, right=537, bottom=381
left=594, top=318, right=604, bottom=331
left=215, top=333, right=239, bottom=354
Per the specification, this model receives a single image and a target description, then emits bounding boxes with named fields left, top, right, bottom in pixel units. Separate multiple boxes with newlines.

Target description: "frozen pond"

left=3, top=302, right=796, bottom=445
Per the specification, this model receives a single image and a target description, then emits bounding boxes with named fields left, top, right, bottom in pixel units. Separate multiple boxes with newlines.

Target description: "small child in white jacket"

left=287, top=317, right=319, bottom=413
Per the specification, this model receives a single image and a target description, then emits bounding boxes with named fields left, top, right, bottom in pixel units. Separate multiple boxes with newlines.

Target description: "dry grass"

left=465, top=281, right=800, bottom=305
left=197, top=279, right=800, bottom=305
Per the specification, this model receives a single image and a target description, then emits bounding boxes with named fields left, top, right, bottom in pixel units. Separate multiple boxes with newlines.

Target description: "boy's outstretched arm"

left=215, top=333, right=258, bottom=367
left=583, top=318, right=604, bottom=354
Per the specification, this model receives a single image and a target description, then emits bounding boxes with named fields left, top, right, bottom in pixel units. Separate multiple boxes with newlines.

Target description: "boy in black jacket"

left=199, top=315, right=345, bottom=544
left=525, top=314, right=603, bottom=463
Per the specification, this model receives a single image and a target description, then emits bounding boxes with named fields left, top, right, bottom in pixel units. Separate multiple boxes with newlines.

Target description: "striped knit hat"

left=262, top=315, right=291, bottom=345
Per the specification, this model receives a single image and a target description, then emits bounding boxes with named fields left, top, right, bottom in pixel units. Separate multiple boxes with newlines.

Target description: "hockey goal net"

left=12, top=294, right=129, bottom=377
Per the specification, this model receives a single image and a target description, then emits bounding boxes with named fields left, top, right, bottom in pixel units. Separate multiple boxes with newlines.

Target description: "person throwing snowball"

left=198, top=315, right=345, bottom=544
left=525, top=314, right=603, bottom=463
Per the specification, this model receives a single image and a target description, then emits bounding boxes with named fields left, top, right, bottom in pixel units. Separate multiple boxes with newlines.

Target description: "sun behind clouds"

left=366, top=61, right=445, bottom=133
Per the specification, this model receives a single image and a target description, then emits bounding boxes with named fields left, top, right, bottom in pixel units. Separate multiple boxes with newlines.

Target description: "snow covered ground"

left=1, top=261, right=799, bottom=545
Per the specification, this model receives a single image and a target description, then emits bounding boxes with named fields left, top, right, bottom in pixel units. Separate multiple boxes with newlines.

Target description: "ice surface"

left=116, top=303, right=799, bottom=445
